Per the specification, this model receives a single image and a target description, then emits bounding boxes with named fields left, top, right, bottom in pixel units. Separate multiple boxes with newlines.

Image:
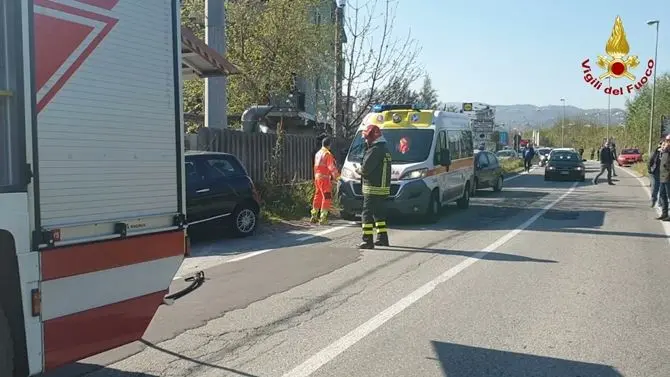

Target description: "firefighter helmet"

left=362, top=124, right=382, bottom=144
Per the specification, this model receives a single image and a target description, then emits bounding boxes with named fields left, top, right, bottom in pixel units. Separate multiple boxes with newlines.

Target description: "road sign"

left=499, top=131, right=509, bottom=145
left=462, top=102, right=473, bottom=112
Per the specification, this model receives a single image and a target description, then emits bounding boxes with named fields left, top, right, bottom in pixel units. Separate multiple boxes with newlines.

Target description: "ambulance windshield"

left=347, top=129, right=435, bottom=164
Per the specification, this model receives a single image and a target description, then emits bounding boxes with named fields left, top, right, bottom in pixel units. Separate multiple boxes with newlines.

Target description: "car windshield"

left=621, top=149, right=640, bottom=154
left=538, top=148, right=551, bottom=155
left=550, top=151, right=579, bottom=160
left=347, top=129, right=435, bottom=163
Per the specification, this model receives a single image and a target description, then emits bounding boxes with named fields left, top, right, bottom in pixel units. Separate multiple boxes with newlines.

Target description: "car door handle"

left=196, top=188, right=210, bottom=193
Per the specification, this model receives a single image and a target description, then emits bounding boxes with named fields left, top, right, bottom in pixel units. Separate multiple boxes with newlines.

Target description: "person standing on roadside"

left=593, top=141, right=615, bottom=185
left=656, top=137, right=670, bottom=220
left=310, top=137, right=340, bottom=225
left=523, top=143, right=535, bottom=172
left=356, top=124, right=392, bottom=249
left=648, top=140, right=663, bottom=208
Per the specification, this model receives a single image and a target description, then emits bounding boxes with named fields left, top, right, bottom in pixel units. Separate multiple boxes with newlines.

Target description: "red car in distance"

left=616, top=148, right=643, bottom=166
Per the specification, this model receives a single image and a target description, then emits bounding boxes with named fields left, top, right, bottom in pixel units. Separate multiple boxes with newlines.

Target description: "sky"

left=387, top=0, right=669, bottom=109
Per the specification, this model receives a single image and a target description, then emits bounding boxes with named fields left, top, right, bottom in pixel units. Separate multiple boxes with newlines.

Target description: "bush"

left=500, top=158, right=524, bottom=173
left=257, top=181, right=314, bottom=222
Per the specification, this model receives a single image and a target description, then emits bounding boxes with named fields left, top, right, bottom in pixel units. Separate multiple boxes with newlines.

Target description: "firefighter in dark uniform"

left=355, top=124, right=392, bottom=249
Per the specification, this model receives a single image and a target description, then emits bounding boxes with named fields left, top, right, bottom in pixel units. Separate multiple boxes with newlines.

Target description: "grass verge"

left=500, top=158, right=524, bottom=174
left=631, top=162, right=648, bottom=177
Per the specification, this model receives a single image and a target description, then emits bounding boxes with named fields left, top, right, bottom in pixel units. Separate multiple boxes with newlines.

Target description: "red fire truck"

left=0, top=1, right=234, bottom=375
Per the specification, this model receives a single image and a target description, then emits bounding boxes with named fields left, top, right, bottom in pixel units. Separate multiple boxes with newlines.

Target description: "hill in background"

left=444, top=103, right=627, bottom=129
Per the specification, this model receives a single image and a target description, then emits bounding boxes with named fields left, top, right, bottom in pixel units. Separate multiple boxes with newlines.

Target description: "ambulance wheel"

left=0, top=306, right=13, bottom=377
left=425, top=190, right=441, bottom=223
left=457, top=183, right=470, bottom=209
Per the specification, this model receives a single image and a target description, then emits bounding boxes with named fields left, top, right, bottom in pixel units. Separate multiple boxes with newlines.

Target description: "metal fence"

left=184, top=128, right=350, bottom=183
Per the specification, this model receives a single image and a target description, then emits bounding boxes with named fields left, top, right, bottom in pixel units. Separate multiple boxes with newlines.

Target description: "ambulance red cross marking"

left=34, top=0, right=118, bottom=112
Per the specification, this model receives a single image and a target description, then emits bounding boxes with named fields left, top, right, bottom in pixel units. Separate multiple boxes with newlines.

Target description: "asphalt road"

left=48, top=162, right=670, bottom=377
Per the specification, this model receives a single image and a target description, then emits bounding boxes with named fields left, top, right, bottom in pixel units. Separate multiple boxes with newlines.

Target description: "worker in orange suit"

left=311, top=137, right=340, bottom=224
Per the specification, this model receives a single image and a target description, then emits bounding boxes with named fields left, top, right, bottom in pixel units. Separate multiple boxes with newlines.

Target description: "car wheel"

left=0, top=307, right=13, bottom=377
left=425, top=190, right=441, bottom=223
left=471, top=177, right=479, bottom=197
left=492, top=175, right=503, bottom=192
left=340, top=211, right=357, bottom=221
left=232, top=202, right=258, bottom=237
left=457, top=183, right=470, bottom=209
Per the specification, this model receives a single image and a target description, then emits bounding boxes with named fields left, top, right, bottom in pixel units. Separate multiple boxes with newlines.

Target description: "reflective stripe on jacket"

left=361, top=141, right=392, bottom=196
left=314, top=147, right=339, bottom=180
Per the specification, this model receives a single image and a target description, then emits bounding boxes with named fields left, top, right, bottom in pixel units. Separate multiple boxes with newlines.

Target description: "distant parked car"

left=185, top=151, right=261, bottom=237
left=616, top=148, right=643, bottom=166
left=472, top=150, right=504, bottom=195
left=537, top=147, right=552, bottom=166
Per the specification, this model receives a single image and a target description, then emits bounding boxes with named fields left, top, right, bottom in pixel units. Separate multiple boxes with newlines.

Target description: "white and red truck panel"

left=21, top=0, right=186, bottom=372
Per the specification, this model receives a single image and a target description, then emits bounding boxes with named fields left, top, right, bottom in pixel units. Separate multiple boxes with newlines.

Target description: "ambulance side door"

left=433, top=130, right=450, bottom=203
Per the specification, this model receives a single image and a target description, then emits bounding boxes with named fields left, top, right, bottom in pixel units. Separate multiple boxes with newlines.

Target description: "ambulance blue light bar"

left=371, top=104, right=422, bottom=113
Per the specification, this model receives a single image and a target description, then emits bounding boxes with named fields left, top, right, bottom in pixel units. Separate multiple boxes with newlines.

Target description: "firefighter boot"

left=358, top=237, right=374, bottom=249
left=374, top=232, right=389, bottom=247
left=319, top=211, right=329, bottom=225
left=309, top=209, right=319, bottom=223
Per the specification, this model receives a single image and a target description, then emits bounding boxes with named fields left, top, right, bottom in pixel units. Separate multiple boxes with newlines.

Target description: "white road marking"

left=504, top=166, right=537, bottom=182
left=173, top=225, right=353, bottom=280
left=620, top=167, right=670, bottom=246
left=296, top=225, right=351, bottom=241
left=281, top=182, right=578, bottom=377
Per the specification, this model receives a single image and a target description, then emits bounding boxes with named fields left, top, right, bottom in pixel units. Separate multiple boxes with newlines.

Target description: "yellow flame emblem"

left=597, top=16, right=640, bottom=80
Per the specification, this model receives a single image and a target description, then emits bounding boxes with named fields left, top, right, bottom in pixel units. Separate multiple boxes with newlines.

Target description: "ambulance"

left=338, top=104, right=475, bottom=221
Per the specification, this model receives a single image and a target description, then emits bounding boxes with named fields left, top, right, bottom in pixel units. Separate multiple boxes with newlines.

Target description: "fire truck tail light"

left=31, top=288, right=41, bottom=317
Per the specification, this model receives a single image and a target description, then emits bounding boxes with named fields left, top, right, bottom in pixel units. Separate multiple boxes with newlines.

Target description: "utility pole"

left=647, top=20, right=660, bottom=156
left=560, top=98, right=566, bottom=147
left=205, top=0, right=227, bottom=129
left=333, top=0, right=345, bottom=138
left=607, top=77, right=611, bottom=141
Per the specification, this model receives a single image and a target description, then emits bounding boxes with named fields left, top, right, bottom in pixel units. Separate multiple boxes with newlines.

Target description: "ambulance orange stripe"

left=425, top=157, right=474, bottom=176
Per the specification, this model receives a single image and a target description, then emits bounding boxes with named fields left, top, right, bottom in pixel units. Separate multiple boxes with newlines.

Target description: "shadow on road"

left=380, top=246, right=557, bottom=263
left=41, top=362, right=162, bottom=377
left=430, top=341, right=622, bottom=377
left=140, top=340, right=260, bottom=377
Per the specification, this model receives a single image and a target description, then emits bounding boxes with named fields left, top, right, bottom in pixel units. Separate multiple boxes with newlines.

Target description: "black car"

left=472, top=150, right=504, bottom=195
left=185, top=152, right=260, bottom=237
left=544, top=149, right=586, bottom=181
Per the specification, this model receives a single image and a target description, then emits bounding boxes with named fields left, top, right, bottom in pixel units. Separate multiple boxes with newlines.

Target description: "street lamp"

left=647, top=19, right=660, bottom=156
left=560, top=98, right=566, bottom=147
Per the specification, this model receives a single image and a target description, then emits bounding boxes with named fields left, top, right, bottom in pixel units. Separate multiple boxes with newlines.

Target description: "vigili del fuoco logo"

left=581, top=16, right=655, bottom=96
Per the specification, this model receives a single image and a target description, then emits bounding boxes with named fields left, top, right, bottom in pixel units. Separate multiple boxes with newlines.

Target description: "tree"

left=531, top=72, right=670, bottom=155
left=180, top=0, right=333, bottom=117
left=336, top=0, right=422, bottom=138
left=418, top=75, right=438, bottom=109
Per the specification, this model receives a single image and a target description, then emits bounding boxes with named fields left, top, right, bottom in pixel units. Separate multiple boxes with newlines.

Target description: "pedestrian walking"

left=590, top=148, right=595, bottom=160
left=648, top=140, right=663, bottom=208
left=523, top=144, right=535, bottom=172
left=310, top=137, right=340, bottom=225
left=355, top=124, right=392, bottom=249
left=593, top=142, right=615, bottom=185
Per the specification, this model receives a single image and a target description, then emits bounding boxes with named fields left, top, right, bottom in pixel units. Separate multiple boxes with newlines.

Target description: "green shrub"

left=257, top=181, right=314, bottom=221
left=500, top=158, right=524, bottom=173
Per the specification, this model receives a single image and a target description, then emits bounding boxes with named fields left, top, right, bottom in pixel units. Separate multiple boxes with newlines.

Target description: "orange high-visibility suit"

left=311, top=147, right=340, bottom=223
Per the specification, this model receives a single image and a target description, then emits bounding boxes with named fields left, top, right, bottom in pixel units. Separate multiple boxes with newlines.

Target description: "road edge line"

left=281, top=182, right=578, bottom=377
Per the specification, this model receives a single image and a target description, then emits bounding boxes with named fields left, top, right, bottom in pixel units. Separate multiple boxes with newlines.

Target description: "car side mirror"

left=440, top=152, right=451, bottom=167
